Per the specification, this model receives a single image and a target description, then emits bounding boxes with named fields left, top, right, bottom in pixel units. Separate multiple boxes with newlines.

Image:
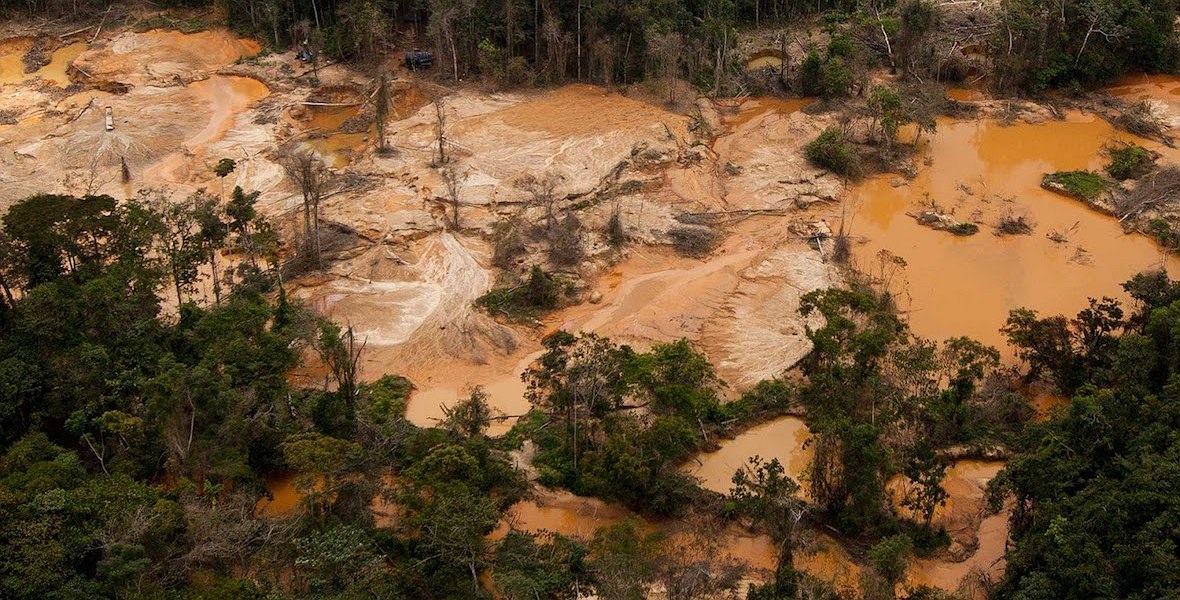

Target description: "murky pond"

left=846, top=113, right=1180, bottom=351
left=299, top=103, right=372, bottom=168
left=902, top=461, right=1010, bottom=596
left=404, top=350, right=538, bottom=435
left=492, top=489, right=635, bottom=540
left=0, top=40, right=85, bottom=87
left=685, top=417, right=812, bottom=496
left=39, top=42, right=86, bottom=86
left=256, top=472, right=302, bottom=516
left=0, top=38, right=32, bottom=85
left=746, top=50, right=784, bottom=71
left=185, top=75, right=270, bottom=148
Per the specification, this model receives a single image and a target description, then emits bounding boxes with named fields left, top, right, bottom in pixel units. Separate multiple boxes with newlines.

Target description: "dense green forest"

left=0, top=190, right=1176, bottom=598
left=3, top=0, right=1179, bottom=93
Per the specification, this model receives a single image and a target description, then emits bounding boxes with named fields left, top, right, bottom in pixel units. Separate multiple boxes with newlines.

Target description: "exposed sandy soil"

left=72, top=29, right=260, bottom=88
left=0, top=29, right=277, bottom=208
left=10, top=18, right=1180, bottom=599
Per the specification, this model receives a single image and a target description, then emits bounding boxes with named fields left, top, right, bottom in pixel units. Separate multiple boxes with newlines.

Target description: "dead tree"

left=647, top=30, right=684, bottom=105
left=375, top=73, right=390, bottom=153
left=280, top=149, right=328, bottom=267
left=315, top=322, right=367, bottom=403
left=433, top=94, right=448, bottom=165
left=441, top=166, right=466, bottom=230
left=515, top=171, right=563, bottom=231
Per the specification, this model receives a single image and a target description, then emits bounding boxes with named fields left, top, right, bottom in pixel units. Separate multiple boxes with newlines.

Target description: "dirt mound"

left=713, top=98, right=840, bottom=210
left=553, top=226, right=836, bottom=388
left=435, top=84, right=690, bottom=206
left=293, top=233, right=517, bottom=380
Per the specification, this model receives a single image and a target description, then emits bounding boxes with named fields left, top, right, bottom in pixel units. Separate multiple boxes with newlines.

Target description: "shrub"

left=607, top=204, right=626, bottom=247
left=805, top=127, right=861, bottom=177
left=947, top=222, right=979, bottom=236
left=820, top=56, right=853, bottom=98
left=477, top=266, right=564, bottom=320
left=492, top=220, right=527, bottom=270
left=1041, top=170, right=1107, bottom=201
left=799, top=49, right=822, bottom=96
left=1104, top=143, right=1155, bottom=181
left=996, top=214, right=1033, bottom=235
left=668, top=226, right=717, bottom=257
left=546, top=215, right=584, bottom=267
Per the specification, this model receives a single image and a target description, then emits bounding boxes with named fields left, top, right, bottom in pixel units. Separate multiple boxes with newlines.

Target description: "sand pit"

left=293, top=233, right=517, bottom=381
left=392, top=84, right=691, bottom=207
left=73, top=29, right=260, bottom=88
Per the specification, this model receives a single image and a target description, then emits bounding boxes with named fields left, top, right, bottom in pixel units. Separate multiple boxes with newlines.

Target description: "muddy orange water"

left=685, top=417, right=812, bottom=497
left=1107, top=73, right=1180, bottom=100
left=746, top=50, right=784, bottom=71
left=404, top=348, right=539, bottom=435
left=725, top=96, right=813, bottom=130
left=185, top=75, right=270, bottom=148
left=0, top=40, right=85, bottom=87
left=947, top=87, right=985, bottom=102
left=847, top=113, right=1180, bottom=352
left=493, top=489, right=635, bottom=540
left=302, top=104, right=371, bottom=168
left=904, top=461, right=1011, bottom=596
left=0, top=38, right=32, bottom=85
left=38, top=42, right=86, bottom=86
left=494, top=490, right=780, bottom=572
left=256, top=473, right=302, bottom=516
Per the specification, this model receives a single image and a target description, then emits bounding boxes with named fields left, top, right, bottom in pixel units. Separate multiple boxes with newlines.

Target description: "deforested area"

left=0, top=1, right=1179, bottom=599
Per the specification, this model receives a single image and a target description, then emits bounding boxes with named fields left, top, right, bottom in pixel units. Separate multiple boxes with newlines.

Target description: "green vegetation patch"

left=1104, top=143, right=1156, bottom=181
left=1041, top=170, right=1108, bottom=201
left=947, top=222, right=979, bottom=236
left=477, top=265, right=569, bottom=320
left=805, top=127, right=862, bottom=178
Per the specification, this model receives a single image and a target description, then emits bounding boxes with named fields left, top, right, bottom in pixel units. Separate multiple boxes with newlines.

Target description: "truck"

left=404, top=50, right=433, bottom=71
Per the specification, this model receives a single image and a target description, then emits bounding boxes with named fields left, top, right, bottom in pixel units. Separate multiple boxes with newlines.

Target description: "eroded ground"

left=5, top=19, right=1180, bottom=599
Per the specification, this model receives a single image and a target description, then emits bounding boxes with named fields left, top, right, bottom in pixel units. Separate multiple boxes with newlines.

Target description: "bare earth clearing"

left=5, top=20, right=1180, bottom=598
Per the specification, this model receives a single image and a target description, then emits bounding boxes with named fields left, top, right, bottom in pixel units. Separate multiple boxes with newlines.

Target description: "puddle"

left=306, top=104, right=360, bottom=131
left=0, top=38, right=33, bottom=85
left=847, top=114, right=1180, bottom=352
left=747, top=50, right=784, bottom=71
left=38, top=42, right=86, bottom=86
left=405, top=351, right=539, bottom=435
left=0, top=40, right=85, bottom=87
left=184, top=75, right=270, bottom=148
left=947, top=87, right=984, bottom=102
left=725, top=96, right=813, bottom=130
left=256, top=472, right=302, bottom=516
left=492, top=490, right=635, bottom=540
left=685, top=417, right=813, bottom=497
left=299, top=104, right=371, bottom=168
left=306, top=131, right=369, bottom=168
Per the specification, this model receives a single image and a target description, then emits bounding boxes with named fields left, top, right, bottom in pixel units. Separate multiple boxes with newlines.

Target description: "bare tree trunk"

left=434, top=96, right=448, bottom=165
